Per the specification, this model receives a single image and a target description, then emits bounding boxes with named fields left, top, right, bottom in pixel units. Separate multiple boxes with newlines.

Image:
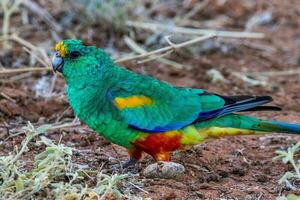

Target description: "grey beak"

left=52, top=53, right=64, bottom=73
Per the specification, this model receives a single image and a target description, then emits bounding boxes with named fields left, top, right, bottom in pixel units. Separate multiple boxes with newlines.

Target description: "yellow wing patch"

left=114, top=95, right=153, bottom=109
left=55, top=41, right=67, bottom=57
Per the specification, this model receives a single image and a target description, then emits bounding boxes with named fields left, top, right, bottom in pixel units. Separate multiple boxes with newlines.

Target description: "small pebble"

left=256, top=174, right=268, bottom=183
left=218, top=170, right=229, bottom=178
left=231, top=167, right=246, bottom=176
left=143, top=161, right=185, bottom=179
left=199, top=183, right=211, bottom=189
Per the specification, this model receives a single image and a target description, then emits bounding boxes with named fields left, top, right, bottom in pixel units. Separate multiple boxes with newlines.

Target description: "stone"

left=143, top=161, right=185, bottom=179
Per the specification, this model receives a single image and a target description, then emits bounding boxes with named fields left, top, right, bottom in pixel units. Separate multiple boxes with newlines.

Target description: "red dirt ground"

left=1, top=0, right=300, bottom=199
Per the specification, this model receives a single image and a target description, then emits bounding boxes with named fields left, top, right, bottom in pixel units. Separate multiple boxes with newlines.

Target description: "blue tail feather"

left=258, top=120, right=300, bottom=134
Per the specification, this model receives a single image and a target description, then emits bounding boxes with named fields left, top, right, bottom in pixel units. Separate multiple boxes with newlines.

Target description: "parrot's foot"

left=110, top=157, right=138, bottom=174
left=122, top=157, right=138, bottom=169
left=123, top=148, right=142, bottom=169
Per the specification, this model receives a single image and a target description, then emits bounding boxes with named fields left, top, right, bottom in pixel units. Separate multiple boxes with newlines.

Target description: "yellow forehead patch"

left=55, top=41, right=67, bottom=57
left=114, top=95, right=153, bottom=110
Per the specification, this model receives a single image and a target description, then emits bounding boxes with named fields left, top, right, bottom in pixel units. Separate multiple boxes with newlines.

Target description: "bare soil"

left=1, top=0, right=300, bottom=199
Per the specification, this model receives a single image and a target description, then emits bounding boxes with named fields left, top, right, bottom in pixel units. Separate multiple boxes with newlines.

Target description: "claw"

left=122, top=157, right=138, bottom=168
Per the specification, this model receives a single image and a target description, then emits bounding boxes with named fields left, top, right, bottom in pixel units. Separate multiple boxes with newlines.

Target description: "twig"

left=232, top=72, right=267, bottom=86
left=11, top=34, right=51, bottom=66
left=8, top=72, right=32, bottom=82
left=0, top=92, right=16, bottom=103
left=1, top=0, right=23, bottom=48
left=248, top=69, right=300, bottom=76
left=9, top=33, right=36, bottom=50
left=23, top=47, right=48, bottom=68
left=0, top=34, right=213, bottom=75
left=0, top=67, right=52, bottom=75
left=128, top=182, right=149, bottom=194
left=185, top=163, right=210, bottom=172
left=115, top=34, right=215, bottom=63
left=49, top=122, right=81, bottom=130
left=22, top=0, right=62, bottom=33
left=0, top=34, right=53, bottom=76
left=48, top=74, right=57, bottom=98
left=9, top=123, right=39, bottom=165
left=0, top=32, right=255, bottom=77
left=240, top=40, right=275, bottom=53
left=110, top=144, right=123, bottom=170
left=126, top=21, right=265, bottom=39
left=6, top=122, right=81, bottom=139
left=175, top=0, right=210, bottom=23
left=124, top=36, right=189, bottom=70
left=164, top=35, right=177, bottom=48
left=137, top=50, right=173, bottom=64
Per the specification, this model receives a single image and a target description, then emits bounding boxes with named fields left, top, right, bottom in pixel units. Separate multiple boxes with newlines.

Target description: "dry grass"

left=0, top=122, right=140, bottom=200
left=274, top=142, right=300, bottom=199
left=1, top=1, right=299, bottom=199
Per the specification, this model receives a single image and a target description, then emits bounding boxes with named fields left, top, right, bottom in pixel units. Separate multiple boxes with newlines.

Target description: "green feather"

left=56, top=39, right=300, bottom=149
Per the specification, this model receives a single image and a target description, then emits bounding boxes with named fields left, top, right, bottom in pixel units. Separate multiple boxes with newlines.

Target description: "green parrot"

left=52, top=39, right=300, bottom=167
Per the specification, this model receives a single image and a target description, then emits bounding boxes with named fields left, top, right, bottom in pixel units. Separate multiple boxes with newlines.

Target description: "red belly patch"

left=133, top=131, right=182, bottom=157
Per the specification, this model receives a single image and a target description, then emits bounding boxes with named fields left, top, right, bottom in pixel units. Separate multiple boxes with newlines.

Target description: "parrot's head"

left=52, top=39, right=113, bottom=81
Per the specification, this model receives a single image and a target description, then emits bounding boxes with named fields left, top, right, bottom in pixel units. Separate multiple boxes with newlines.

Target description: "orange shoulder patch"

left=114, top=95, right=153, bottom=109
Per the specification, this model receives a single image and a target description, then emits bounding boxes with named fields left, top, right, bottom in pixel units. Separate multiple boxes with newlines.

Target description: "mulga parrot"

left=52, top=39, right=300, bottom=167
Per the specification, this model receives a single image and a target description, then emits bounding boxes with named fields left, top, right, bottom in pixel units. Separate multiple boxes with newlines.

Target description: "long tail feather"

left=195, top=114, right=300, bottom=135
left=241, top=106, right=282, bottom=112
left=257, top=120, right=300, bottom=134
left=197, top=96, right=273, bottom=121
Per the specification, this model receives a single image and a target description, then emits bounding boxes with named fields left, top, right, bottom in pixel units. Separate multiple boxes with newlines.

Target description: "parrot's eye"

left=69, top=51, right=81, bottom=59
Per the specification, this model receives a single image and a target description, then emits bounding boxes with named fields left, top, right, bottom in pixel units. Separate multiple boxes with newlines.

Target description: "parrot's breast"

left=66, top=85, right=140, bottom=148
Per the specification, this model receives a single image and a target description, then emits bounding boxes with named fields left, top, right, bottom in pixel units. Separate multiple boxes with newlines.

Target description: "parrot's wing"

left=108, top=72, right=274, bottom=133
left=108, top=79, right=205, bottom=132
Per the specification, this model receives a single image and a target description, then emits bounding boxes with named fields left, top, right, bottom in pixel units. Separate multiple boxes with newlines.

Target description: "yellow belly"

left=180, top=125, right=257, bottom=146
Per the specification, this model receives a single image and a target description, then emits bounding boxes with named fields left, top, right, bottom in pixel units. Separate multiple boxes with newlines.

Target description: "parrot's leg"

left=152, top=151, right=170, bottom=162
left=122, top=148, right=143, bottom=168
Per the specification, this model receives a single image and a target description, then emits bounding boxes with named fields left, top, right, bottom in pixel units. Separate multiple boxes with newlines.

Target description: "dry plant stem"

left=8, top=72, right=32, bottom=82
left=9, top=34, right=36, bottom=49
left=23, top=47, right=48, bottom=68
left=22, top=0, right=62, bottom=32
left=49, top=122, right=81, bottom=130
left=115, top=34, right=215, bottom=63
left=6, top=122, right=80, bottom=139
left=111, top=144, right=123, bottom=170
left=251, top=69, right=300, bottom=76
left=10, top=34, right=51, bottom=65
left=0, top=67, right=52, bottom=75
left=0, top=34, right=53, bottom=75
left=126, top=21, right=265, bottom=39
left=129, top=182, right=149, bottom=194
left=0, top=35, right=214, bottom=75
left=164, top=35, right=177, bottom=47
left=124, top=36, right=188, bottom=70
left=137, top=50, right=174, bottom=64
left=9, top=131, right=34, bottom=165
left=1, top=0, right=23, bottom=48
left=0, top=92, right=16, bottom=103
left=232, top=72, right=266, bottom=86
left=48, top=74, right=57, bottom=98
left=11, top=34, right=51, bottom=66
left=175, top=0, right=210, bottom=23
left=291, top=158, right=300, bottom=178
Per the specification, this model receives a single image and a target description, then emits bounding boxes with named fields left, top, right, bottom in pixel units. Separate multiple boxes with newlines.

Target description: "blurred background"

left=0, top=0, right=300, bottom=199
